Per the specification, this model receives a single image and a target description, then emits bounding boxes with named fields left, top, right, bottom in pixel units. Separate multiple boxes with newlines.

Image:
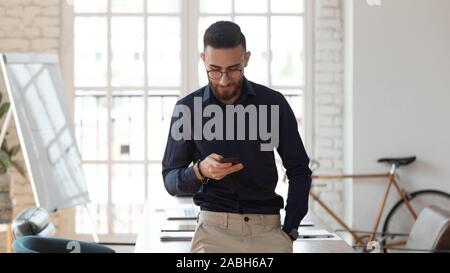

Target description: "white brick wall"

left=0, top=0, right=60, bottom=52
left=0, top=0, right=61, bottom=252
left=311, top=0, right=345, bottom=231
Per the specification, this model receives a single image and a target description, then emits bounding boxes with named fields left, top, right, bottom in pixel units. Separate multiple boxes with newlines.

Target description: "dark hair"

left=203, top=21, right=246, bottom=51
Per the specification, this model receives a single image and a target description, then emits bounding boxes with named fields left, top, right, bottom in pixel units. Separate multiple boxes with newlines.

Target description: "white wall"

left=346, top=0, right=450, bottom=231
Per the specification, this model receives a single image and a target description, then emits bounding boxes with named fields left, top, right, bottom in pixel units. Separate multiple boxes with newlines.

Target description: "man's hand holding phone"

left=195, top=153, right=244, bottom=181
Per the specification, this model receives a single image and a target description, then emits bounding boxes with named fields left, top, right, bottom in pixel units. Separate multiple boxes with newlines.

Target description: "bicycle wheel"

left=382, top=190, right=450, bottom=253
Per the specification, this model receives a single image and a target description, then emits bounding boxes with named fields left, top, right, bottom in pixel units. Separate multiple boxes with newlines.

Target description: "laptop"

left=164, top=207, right=200, bottom=220
left=298, top=229, right=337, bottom=240
left=160, top=231, right=194, bottom=242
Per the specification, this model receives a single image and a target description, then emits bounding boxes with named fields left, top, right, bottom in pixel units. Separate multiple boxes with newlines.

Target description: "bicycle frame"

left=310, top=164, right=419, bottom=247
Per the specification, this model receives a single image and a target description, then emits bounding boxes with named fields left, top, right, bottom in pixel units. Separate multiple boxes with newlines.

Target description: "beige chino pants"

left=190, top=210, right=293, bottom=253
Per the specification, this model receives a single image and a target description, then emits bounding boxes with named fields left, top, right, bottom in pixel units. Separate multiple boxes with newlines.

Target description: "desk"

left=135, top=198, right=355, bottom=253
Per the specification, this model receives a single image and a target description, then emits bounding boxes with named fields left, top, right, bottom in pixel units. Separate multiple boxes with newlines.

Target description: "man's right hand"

left=195, top=153, right=244, bottom=181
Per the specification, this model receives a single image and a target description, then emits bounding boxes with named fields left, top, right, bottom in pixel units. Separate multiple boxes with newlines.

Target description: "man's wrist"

left=198, top=160, right=207, bottom=178
left=193, top=160, right=204, bottom=181
left=194, top=160, right=209, bottom=184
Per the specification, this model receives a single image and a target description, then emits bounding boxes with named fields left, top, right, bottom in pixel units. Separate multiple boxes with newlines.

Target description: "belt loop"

left=222, top=213, right=229, bottom=229
left=196, top=211, right=200, bottom=223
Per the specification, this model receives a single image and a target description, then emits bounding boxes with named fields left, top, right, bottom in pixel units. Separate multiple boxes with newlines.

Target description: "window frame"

left=59, top=0, right=314, bottom=243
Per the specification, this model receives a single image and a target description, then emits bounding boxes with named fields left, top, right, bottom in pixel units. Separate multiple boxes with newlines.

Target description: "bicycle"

left=302, top=156, right=450, bottom=252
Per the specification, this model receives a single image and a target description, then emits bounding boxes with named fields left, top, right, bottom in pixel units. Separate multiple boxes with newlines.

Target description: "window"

left=70, top=0, right=308, bottom=242
left=195, top=0, right=307, bottom=199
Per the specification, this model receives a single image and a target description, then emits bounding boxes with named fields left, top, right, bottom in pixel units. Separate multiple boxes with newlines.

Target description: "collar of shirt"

left=202, top=77, right=256, bottom=106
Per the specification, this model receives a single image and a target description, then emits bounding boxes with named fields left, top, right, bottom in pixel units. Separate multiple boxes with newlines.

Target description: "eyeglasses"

left=206, top=69, right=243, bottom=80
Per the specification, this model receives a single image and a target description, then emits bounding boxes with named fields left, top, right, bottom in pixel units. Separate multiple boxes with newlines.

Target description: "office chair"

left=404, top=205, right=450, bottom=252
left=13, top=236, right=115, bottom=253
left=11, top=207, right=115, bottom=253
left=12, top=207, right=55, bottom=238
left=383, top=205, right=450, bottom=253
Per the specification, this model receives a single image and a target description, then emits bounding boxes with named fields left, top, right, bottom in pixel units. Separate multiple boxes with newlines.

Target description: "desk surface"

left=135, top=197, right=355, bottom=253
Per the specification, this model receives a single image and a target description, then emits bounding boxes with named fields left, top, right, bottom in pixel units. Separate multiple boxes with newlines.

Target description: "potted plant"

left=0, top=92, right=26, bottom=224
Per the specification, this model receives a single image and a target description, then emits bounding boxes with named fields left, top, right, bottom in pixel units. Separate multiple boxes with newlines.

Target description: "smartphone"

left=218, top=157, right=241, bottom=165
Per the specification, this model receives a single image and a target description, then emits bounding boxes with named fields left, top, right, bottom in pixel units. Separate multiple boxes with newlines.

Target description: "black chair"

left=12, top=207, right=55, bottom=238
left=12, top=207, right=115, bottom=253
left=13, top=236, right=115, bottom=253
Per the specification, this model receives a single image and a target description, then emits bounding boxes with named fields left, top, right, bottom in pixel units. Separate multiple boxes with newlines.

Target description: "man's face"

left=201, top=45, right=251, bottom=103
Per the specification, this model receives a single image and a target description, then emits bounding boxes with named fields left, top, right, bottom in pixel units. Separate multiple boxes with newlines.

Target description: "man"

left=162, top=21, right=312, bottom=253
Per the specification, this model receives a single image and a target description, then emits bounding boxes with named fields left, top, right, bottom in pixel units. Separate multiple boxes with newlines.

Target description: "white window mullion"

left=82, top=160, right=148, bottom=164
left=181, top=0, right=188, bottom=94
left=267, top=0, right=272, bottom=87
left=106, top=0, right=113, bottom=236
left=186, top=0, right=199, bottom=93
left=270, top=85, right=305, bottom=90
left=304, top=0, right=315, bottom=153
left=75, top=86, right=180, bottom=91
left=143, top=0, right=149, bottom=200
left=231, top=0, right=235, bottom=20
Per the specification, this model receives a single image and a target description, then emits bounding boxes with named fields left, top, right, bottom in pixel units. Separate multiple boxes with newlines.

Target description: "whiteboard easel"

left=0, top=53, right=98, bottom=244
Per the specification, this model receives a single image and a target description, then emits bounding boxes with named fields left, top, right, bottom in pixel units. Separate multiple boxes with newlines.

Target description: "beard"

left=209, top=76, right=244, bottom=102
